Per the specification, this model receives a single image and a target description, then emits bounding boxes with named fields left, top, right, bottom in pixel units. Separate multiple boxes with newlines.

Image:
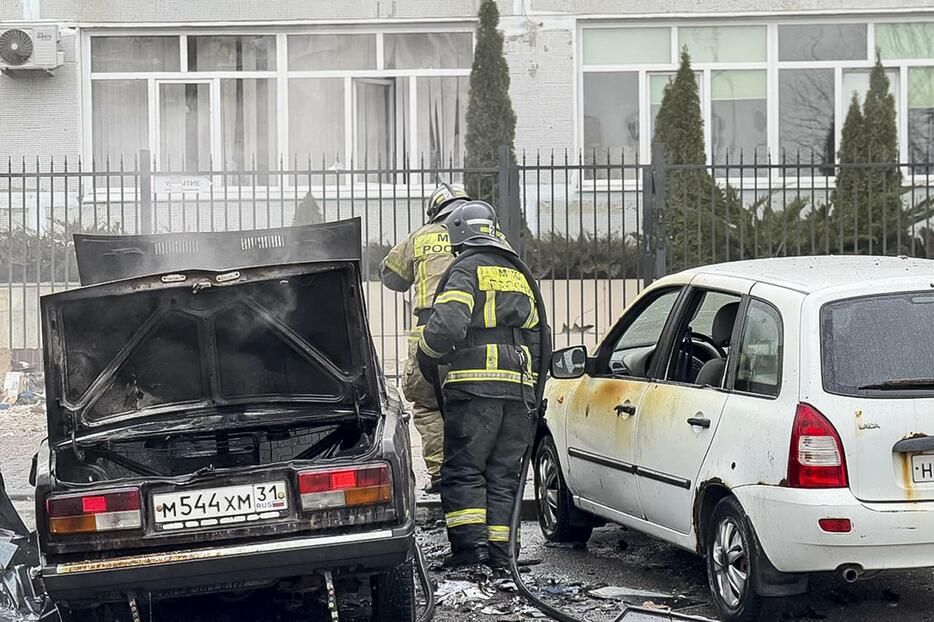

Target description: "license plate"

left=152, top=481, right=289, bottom=530
left=911, top=455, right=934, bottom=483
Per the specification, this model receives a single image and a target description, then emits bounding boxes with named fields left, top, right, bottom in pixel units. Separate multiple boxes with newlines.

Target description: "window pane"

left=417, top=76, right=468, bottom=168
left=679, top=26, right=766, bottom=63
left=779, top=69, right=834, bottom=166
left=583, top=72, right=639, bottom=177
left=91, top=36, right=179, bottom=72
left=288, top=34, right=376, bottom=70
left=842, top=68, right=899, bottom=109
left=189, top=36, right=275, bottom=71
left=614, top=290, right=679, bottom=352
left=289, top=78, right=345, bottom=168
left=778, top=24, right=867, bottom=61
left=711, top=70, right=767, bottom=168
left=92, top=80, right=148, bottom=165
left=384, top=33, right=472, bottom=69
left=735, top=300, right=782, bottom=397
left=159, top=83, right=211, bottom=171
left=220, top=79, right=277, bottom=175
left=909, top=68, right=934, bottom=163
left=354, top=79, right=398, bottom=168
left=582, top=28, right=670, bottom=65
left=876, top=23, right=934, bottom=60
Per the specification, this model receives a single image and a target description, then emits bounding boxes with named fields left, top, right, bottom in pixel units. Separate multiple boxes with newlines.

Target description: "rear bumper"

left=42, top=521, right=414, bottom=604
left=736, top=485, right=934, bottom=573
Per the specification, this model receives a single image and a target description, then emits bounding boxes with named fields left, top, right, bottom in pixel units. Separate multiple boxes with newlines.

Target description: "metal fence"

left=2, top=148, right=933, bottom=375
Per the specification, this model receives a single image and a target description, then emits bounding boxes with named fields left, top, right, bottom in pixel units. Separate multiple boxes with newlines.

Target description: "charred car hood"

left=42, top=221, right=380, bottom=445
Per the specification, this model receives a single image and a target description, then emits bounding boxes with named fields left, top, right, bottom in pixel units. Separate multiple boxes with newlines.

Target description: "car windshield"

left=822, top=291, right=934, bottom=396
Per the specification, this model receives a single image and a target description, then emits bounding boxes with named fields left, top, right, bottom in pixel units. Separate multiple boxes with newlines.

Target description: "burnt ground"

left=4, top=396, right=934, bottom=621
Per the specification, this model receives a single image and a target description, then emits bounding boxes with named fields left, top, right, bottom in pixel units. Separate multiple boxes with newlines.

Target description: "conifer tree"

left=464, top=0, right=516, bottom=204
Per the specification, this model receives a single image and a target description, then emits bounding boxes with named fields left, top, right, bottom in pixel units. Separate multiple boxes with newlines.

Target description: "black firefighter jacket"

left=417, top=250, right=542, bottom=401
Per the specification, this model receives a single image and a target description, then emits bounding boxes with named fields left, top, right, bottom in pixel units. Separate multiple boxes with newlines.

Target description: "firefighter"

left=417, top=200, right=545, bottom=569
left=379, top=182, right=470, bottom=493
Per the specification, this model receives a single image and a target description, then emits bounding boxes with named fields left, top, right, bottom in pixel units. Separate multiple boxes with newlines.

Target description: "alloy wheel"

left=712, top=516, right=748, bottom=609
left=536, top=446, right=559, bottom=533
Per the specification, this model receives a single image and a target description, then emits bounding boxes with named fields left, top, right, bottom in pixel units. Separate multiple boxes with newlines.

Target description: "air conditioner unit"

left=0, top=25, right=63, bottom=74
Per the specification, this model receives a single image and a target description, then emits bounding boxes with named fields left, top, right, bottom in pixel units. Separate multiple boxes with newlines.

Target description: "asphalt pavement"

left=5, top=400, right=934, bottom=621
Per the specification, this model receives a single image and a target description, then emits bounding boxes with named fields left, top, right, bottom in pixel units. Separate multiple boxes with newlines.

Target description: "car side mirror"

left=551, top=346, right=589, bottom=379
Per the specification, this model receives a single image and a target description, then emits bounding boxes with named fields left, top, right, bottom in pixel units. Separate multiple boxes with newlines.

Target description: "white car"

left=535, top=256, right=934, bottom=621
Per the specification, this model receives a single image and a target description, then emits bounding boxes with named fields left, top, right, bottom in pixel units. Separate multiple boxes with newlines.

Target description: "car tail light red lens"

left=47, top=488, right=142, bottom=535
left=297, top=464, right=391, bottom=511
left=788, top=403, right=848, bottom=488
left=819, top=518, right=852, bottom=533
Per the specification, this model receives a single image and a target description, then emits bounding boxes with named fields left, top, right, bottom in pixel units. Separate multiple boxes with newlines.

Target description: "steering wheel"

left=690, top=331, right=726, bottom=359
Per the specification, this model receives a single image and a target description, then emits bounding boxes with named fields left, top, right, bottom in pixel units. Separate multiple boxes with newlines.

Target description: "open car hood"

left=42, top=219, right=380, bottom=445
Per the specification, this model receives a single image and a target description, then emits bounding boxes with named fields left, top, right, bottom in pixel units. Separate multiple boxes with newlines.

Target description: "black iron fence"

left=3, top=148, right=933, bottom=375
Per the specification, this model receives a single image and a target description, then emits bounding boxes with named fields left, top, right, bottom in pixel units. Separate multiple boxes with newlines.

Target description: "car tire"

left=371, top=560, right=415, bottom=622
left=534, top=434, right=593, bottom=543
left=705, top=496, right=777, bottom=622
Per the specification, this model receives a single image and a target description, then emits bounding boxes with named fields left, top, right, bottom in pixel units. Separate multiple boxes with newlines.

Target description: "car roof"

left=682, top=256, right=934, bottom=294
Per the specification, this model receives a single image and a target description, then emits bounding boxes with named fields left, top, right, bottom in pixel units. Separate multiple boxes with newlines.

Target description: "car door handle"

left=615, top=403, right=636, bottom=416
left=687, top=416, right=711, bottom=429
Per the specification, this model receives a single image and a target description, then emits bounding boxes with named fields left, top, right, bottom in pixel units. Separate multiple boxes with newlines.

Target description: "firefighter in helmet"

left=379, top=182, right=469, bottom=493
left=417, top=200, right=546, bottom=568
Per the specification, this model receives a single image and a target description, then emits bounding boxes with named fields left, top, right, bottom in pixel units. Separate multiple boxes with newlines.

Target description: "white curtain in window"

left=159, top=83, right=211, bottom=171
left=289, top=79, right=345, bottom=168
left=417, top=76, right=467, bottom=168
left=92, top=80, right=149, bottom=166
left=220, top=79, right=277, bottom=173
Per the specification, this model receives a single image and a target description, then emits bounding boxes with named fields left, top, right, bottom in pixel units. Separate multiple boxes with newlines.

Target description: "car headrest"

left=712, top=302, right=740, bottom=347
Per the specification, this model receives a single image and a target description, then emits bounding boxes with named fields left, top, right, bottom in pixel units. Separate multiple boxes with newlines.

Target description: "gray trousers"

left=441, top=394, right=532, bottom=562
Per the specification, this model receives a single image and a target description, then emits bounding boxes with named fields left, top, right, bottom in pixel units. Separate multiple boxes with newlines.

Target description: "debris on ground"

left=589, top=586, right=673, bottom=601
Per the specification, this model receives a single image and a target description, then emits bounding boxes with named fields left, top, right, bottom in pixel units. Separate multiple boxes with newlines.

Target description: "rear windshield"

left=821, top=291, right=934, bottom=396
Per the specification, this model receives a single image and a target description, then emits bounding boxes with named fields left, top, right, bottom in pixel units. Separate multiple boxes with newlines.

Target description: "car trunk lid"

left=813, top=288, right=934, bottom=502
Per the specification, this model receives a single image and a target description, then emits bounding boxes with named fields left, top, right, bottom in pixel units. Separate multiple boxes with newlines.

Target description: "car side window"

left=733, top=299, right=783, bottom=397
left=606, top=289, right=680, bottom=378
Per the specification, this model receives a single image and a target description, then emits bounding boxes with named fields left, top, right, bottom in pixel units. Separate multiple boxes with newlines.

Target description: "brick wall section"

left=0, top=30, right=81, bottom=163
left=501, top=15, right=576, bottom=156
left=26, top=0, right=491, bottom=22
left=530, top=0, right=934, bottom=13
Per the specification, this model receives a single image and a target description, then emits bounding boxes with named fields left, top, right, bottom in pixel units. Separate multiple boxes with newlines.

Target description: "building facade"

left=3, top=0, right=934, bottom=170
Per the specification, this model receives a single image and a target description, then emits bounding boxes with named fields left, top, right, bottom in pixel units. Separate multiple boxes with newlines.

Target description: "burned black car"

left=32, top=219, right=415, bottom=620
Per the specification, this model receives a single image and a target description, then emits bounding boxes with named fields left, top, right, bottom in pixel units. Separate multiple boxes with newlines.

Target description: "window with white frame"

left=87, top=29, right=472, bottom=175
left=580, top=18, right=934, bottom=176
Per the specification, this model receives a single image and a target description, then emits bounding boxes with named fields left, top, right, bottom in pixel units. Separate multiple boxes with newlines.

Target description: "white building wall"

left=0, top=29, right=81, bottom=163
left=501, top=15, right=576, bottom=156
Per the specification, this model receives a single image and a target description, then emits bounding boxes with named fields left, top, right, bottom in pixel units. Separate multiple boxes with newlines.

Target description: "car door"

left=634, top=279, right=751, bottom=534
left=565, top=286, right=684, bottom=518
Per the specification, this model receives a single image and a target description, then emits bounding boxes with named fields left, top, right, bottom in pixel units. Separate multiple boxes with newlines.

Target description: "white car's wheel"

left=534, top=435, right=593, bottom=543
left=706, top=496, right=773, bottom=621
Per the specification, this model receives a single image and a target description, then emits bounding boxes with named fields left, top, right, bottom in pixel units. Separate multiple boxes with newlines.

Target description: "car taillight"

left=297, top=464, right=391, bottom=512
left=46, top=488, right=142, bottom=534
left=788, top=403, right=848, bottom=488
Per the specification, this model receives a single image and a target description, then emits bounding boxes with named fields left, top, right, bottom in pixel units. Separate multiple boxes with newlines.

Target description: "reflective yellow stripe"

left=522, top=302, right=539, bottom=329
left=488, top=525, right=511, bottom=542
left=445, top=508, right=487, bottom=529
left=418, top=334, right=445, bottom=359
left=385, top=256, right=407, bottom=279
left=435, top=290, right=475, bottom=313
left=444, top=369, right=537, bottom=386
left=407, top=325, right=425, bottom=342
left=484, top=291, right=497, bottom=328
left=485, top=344, right=498, bottom=370
left=416, top=260, right=429, bottom=308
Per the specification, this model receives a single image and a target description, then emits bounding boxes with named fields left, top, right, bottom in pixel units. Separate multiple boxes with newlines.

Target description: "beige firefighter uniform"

left=379, top=221, right=453, bottom=482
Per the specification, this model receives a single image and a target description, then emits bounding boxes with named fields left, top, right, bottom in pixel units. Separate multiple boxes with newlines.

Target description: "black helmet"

left=443, top=200, right=513, bottom=253
left=426, top=182, right=470, bottom=221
